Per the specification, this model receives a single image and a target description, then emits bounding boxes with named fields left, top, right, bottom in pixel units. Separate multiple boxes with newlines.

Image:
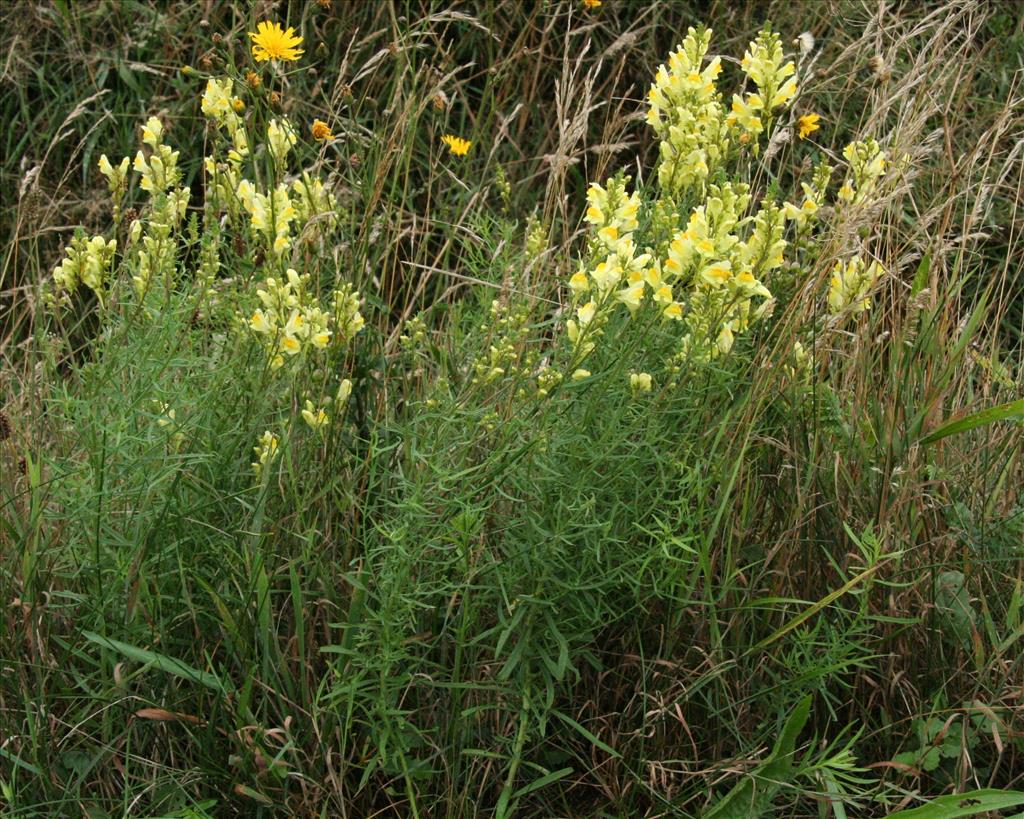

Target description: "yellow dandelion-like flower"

left=582, top=0, right=601, bottom=7
left=249, top=21, right=304, bottom=63
left=311, top=119, right=335, bottom=142
left=797, top=113, right=821, bottom=140
left=440, top=134, right=471, bottom=157
left=245, top=70, right=261, bottom=88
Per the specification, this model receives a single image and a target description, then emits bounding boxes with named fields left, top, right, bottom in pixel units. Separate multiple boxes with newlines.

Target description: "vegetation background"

left=1, top=0, right=1022, bottom=816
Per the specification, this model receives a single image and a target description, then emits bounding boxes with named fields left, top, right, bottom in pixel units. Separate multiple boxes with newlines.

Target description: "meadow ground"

left=1, top=1, right=1022, bottom=816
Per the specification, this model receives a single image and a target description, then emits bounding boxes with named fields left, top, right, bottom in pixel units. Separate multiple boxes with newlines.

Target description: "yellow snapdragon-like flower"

left=337, top=378, right=353, bottom=404
left=699, top=260, right=732, bottom=287
left=577, top=300, right=597, bottom=326
left=630, top=372, right=653, bottom=393
left=727, top=27, right=798, bottom=142
left=663, top=302, right=683, bottom=321
left=652, top=284, right=674, bottom=305
left=301, top=400, right=329, bottom=430
left=616, top=281, right=645, bottom=312
left=251, top=430, right=280, bottom=477
left=50, top=234, right=117, bottom=307
left=837, top=139, right=887, bottom=205
left=828, top=257, right=883, bottom=315
left=267, top=118, right=298, bottom=165
left=141, top=116, right=163, bottom=147
left=646, top=27, right=727, bottom=195
left=569, top=270, right=590, bottom=295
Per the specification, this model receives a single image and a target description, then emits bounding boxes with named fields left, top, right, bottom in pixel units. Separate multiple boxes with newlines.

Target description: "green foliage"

left=884, top=790, right=1024, bottom=819
left=1, top=1, right=1021, bottom=817
left=703, top=695, right=812, bottom=818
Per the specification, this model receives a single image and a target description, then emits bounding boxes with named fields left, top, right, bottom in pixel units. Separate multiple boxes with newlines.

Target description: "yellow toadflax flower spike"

left=249, top=21, right=304, bottom=63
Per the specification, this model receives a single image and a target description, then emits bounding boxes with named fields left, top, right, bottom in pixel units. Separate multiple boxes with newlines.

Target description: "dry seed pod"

left=868, top=55, right=891, bottom=82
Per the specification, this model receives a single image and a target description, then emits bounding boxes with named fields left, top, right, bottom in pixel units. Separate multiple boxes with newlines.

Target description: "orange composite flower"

left=311, top=119, right=335, bottom=142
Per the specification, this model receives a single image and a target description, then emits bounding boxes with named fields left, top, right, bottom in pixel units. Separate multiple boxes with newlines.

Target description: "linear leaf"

left=920, top=399, right=1024, bottom=445
left=884, top=789, right=1024, bottom=818
left=82, top=631, right=231, bottom=693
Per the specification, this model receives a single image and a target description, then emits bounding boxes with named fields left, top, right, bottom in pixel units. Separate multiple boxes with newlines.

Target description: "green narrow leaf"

left=920, top=399, right=1024, bottom=445
left=82, top=631, right=231, bottom=693
left=702, top=695, right=812, bottom=819
left=911, top=254, right=931, bottom=297
left=750, top=561, right=890, bottom=652
left=510, top=766, right=573, bottom=800
left=551, top=709, right=621, bottom=758
left=0, top=746, right=42, bottom=776
left=884, top=789, right=1024, bottom=818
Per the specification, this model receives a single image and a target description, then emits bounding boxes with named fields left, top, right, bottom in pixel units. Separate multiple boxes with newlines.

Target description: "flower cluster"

left=837, top=139, right=887, bottom=205
left=828, top=257, right=884, bottom=317
left=97, top=154, right=130, bottom=219
left=248, top=269, right=364, bottom=369
left=646, top=27, right=728, bottom=196
left=202, top=78, right=249, bottom=164
left=202, top=95, right=334, bottom=256
left=267, top=118, right=298, bottom=165
left=728, top=27, right=798, bottom=142
left=251, top=430, right=280, bottom=477
left=237, top=179, right=297, bottom=256
left=290, top=172, right=339, bottom=241
left=669, top=189, right=781, bottom=360
left=128, top=117, right=191, bottom=298
left=471, top=300, right=533, bottom=386
left=562, top=26, right=838, bottom=378
left=49, top=234, right=117, bottom=308
left=566, top=177, right=664, bottom=356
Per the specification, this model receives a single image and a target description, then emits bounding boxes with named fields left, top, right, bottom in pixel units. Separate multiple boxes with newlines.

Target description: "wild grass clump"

left=1, top=1, right=1021, bottom=817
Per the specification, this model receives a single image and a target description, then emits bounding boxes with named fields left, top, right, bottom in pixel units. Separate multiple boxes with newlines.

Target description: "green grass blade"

left=884, top=790, right=1024, bottom=818
left=920, top=399, right=1024, bottom=445
left=82, top=631, right=232, bottom=694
